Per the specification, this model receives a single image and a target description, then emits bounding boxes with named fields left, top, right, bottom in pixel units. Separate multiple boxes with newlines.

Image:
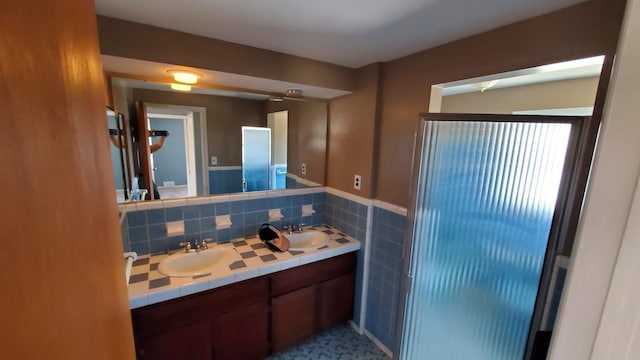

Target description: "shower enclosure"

left=242, top=126, right=271, bottom=192
left=398, top=113, right=586, bottom=359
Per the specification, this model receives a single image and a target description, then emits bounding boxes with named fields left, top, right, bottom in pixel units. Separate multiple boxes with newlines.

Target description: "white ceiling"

left=95, top=0, right=587, bottom=68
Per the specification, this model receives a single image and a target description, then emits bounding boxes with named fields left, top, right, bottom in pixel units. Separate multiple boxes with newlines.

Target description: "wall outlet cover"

left=211, top=156, right=218, bottom=165
left=354, top=175, right=362, bottom=190
left=301, top=163, right=307, bottom=175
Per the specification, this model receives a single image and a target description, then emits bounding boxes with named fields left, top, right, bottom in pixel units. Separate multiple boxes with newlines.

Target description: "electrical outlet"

left=354, top=175, right=362, bottom=190
left=301, top=163, right=307, bottom=175
left=211, top=156, right=218, bottom=165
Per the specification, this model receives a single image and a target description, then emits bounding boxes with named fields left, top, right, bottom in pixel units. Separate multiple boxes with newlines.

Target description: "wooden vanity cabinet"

left=270, top=253, right=356, bottom=352
left=271, top=284, right=318, bottom=352
left=132, top=277, right=269, bottom=360
left=212, top=302, right=270, bottom=360
left=317, top=272, right=356, bottom=332
left=131, top=252, right=356, bottom=359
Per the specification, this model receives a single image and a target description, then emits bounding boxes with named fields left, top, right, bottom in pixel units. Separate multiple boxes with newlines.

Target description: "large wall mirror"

left=108, top=75, right=328, bottom=203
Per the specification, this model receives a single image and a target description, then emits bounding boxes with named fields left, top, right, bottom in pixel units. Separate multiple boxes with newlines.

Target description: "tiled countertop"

left=127, top=225, right=360, bottom=309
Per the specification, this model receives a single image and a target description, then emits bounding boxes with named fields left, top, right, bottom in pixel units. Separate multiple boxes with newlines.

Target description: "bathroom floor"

left=265, top=324, right=390, bottom=360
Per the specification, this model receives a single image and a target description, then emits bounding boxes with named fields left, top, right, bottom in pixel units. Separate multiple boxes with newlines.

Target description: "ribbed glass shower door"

left=242, top=126, right=271, bottom=192
left=399, top=114, right=579, bottom=359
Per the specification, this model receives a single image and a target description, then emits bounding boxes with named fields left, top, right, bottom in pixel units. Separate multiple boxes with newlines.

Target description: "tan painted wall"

left=131, top=89, right=265, bottom=166
left=97, top=16, right=356, bottom=91
left=441, top=76, right=600, bottom=114
left=375, top=0, right=626, bottom=207
left=267, top=111, right=288, bottom=165
left=326, top=64, right=382, bottom=197
left=1, top=1, right=135, bottom=358
left=265, top=100, right=328, bottom=185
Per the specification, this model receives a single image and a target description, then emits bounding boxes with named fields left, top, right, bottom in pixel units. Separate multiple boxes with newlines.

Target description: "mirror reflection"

left=110, top=77, right=328, bottom=203
left=107, top=108, right=130, bottom=202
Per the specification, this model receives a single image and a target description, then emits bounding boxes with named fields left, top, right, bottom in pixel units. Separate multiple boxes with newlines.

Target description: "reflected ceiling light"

left=171, top=83, right=192, bottom=91
left=167, top=69, right=202, bottom=84
left=470, top=80, right=499, bottom=93
left=269, top=96, right=284, bottom=102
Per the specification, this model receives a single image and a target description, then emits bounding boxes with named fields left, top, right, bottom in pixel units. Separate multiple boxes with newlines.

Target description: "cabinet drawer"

left=270, top=253, right=356, bottom=297
left=132, top=277, right=268, bottom=337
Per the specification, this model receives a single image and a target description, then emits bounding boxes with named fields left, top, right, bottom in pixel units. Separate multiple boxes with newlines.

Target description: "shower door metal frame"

left=394, top=113, right=591, bottom=360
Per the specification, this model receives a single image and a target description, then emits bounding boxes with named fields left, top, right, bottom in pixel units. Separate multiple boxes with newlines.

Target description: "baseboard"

left=348, top=320, right=363, bottom=335
left=363, top=328, right=393, bottom=358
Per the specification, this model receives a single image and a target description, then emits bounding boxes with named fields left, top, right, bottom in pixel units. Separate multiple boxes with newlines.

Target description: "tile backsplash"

left=366, top=206, right=406, bottom=351
left=120, top=211, right=131, bottom=252
left=323, top=191, right=370, bottom=327
left=122, top=190, right=325, bottom=256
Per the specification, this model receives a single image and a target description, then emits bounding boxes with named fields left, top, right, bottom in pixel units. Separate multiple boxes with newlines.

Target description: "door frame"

left=147, top=113, right=197, bottom=197
left=394, top=113, right=590, bottom=359
left=143, top=103, right=209, bottom=196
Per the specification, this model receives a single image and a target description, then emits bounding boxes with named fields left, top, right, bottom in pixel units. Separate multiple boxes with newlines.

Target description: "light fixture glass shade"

left=167, top=70, right=201, bottom=84
left=470, top=80, right=499, bottom=92
left=171, top=83, right=191, bottom=91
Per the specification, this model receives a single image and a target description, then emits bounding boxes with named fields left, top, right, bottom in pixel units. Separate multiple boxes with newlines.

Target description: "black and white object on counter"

left=258, top=223, right=290, bottom=252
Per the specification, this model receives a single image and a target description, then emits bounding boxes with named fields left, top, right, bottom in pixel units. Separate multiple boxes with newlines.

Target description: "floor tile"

left=265, top=324, right=389, bottom=360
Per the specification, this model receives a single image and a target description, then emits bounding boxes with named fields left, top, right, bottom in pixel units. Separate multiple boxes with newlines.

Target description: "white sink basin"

left=287, top=230, right=330, bottom=251
left=158, top=247, right=237, bottom=277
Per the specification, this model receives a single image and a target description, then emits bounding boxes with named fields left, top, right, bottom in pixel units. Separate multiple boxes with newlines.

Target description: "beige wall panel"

left=326, top=64, right=382, bottom=198
left=441, top=76, right=599, bottom=114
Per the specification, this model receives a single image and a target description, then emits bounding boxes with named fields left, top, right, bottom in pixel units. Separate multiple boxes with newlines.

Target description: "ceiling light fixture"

left=171, top=83, right=192, bottom=91
left=285, top=89, right=303, bottom=98
left=167, top=69, right=202, bottom=84
left=269, top=96, right=284, bottom=102
left=470, top=80, right=499, bottom=93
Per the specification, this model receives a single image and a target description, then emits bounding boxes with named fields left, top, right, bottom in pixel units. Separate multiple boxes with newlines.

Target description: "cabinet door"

left=317, top=272, right=355, bottom=332
left=271, top=284, right=317, bottom=353
left=213, top=303, right=269, bottom=360
left=136, top=321, right=211, bottom=360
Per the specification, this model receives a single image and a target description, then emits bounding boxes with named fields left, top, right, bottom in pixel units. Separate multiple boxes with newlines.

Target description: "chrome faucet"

left=178, top=238, right=210, bottom=253
left=282, top=224, right=305, bottom=234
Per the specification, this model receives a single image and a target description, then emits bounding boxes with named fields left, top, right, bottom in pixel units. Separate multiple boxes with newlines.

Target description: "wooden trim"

left=136, top=102, right=154, bottom=200
left=558, top=54, right=617, bottom=255
left=1, top=1, right=135, bottom=358
left=423, top=112, right=583, bottom=124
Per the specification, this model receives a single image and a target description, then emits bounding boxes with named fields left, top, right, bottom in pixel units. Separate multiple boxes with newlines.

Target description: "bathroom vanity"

left=128, top=226, right=359, bottom=359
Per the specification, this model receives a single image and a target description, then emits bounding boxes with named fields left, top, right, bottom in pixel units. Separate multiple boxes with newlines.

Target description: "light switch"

left=211, top=156, right=218, bottom=165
